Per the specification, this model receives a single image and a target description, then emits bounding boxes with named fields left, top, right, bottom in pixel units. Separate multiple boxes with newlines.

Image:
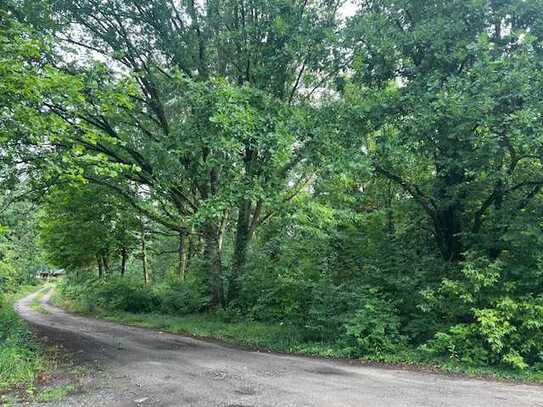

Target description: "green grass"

left=0, top=287, right=48, bottom=395
left=37, top=384, right=76, bottom=402
left=52, top=291, right=543, bottom=385
left=30, top=298, right=50, bottom=315
left=0, top=285, right=79, bottom=405
left=52, top=291, right=308, bottom=351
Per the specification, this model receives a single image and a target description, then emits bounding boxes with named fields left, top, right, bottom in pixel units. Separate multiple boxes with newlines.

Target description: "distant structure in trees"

left=37, top=269, right=65, bottom=280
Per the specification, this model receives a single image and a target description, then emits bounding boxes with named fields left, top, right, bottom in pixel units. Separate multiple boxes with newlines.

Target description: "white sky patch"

left=339, top=0, right=357, bottom=19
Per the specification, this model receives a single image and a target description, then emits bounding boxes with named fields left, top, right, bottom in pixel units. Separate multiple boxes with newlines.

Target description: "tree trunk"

left=385, top=181, right=395, bottom=236
left=186, top=226, right=195, bottom=270
left=140, top=218, right=149, bottom=285
left=102, top=254, right=110, bottom=274
left=230, top=202, right=250, bottom=303
left=177, top=229, right=188, bottom=281
left=218, top=210, right=229, bottom=253
left=432, top=164, right=466, bottom=262
left=203, top=224, right=223, bottom=306
left=231, top=199, right=260, bottom=301
left=120, top=248, right=128, bottom=276
left=97, top=255, right=103, bottom=278
left=434, top=208, right=463, bottom=262
left=233, top=199, right=251, bottom=275
left=199, top=234, right=205, bottom=257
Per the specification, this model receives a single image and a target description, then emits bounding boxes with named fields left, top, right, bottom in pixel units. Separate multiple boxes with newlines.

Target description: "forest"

left=1, top=0, right=543, bottom=383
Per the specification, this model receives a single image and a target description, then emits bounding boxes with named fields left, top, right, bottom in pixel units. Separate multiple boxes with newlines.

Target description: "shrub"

left=156, top=276, right=210, bottom=314
left=60, top=274, right=211, bottom=315
left=58, top=276, right=159, bottom=313
left=420, top=253, right=543, bottom=369
left=240, top=266, right=316, bottom=324
left=93, top=278, right=159, bottom=313
left=341, top=292, right=406, bottom=358
left=420, top=324, right=490, bottom=366
left=474, top=297, right=543, bottom=367
left=0, top=261, right=17, bottom=294
left=303, top=280, right=359, bottom=341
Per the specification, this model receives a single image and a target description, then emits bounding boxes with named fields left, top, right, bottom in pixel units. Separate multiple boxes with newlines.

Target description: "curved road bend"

left=15, top=288, right=543, bottom=407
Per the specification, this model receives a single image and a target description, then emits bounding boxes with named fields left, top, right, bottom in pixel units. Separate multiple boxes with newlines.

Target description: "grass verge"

left=51, top=289, right=543, bottom=385
left=1, top=285, right=82, bottom=405
left=0, top=286, right=49, bottom=399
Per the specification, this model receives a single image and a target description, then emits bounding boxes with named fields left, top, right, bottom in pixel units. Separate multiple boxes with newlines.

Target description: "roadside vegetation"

left=0, top=200, right=51, bottom=399
left=0, top=289, right=47, bottom=396
left=0, top=201, right=73, bottom=402
left=0, top=285, right=79, bottom=404
left=1, top=0, right=543, bottom=390
left=54, top=276, right=543, bottom=383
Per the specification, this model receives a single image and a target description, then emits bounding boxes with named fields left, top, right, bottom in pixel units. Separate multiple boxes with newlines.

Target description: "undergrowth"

left=0, top=287, right=48, bottom=397
left=52, top=284, right=543, bottom=385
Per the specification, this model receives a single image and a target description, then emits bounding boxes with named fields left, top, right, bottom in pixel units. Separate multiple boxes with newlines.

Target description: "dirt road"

left=15, top=288, right=543, bottom=407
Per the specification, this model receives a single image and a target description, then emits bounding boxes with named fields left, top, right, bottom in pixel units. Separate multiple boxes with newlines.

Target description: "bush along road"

left=14, top=287, right=543, bottom=407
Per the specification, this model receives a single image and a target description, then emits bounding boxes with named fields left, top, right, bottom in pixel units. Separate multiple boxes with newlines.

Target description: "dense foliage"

left=2, top=0, right=543, bottom=375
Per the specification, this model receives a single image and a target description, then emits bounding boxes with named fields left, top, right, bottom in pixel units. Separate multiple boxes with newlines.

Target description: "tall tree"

left=19, top=0, right=345, bottom=302
left=345, top=0, right=543, bottom=261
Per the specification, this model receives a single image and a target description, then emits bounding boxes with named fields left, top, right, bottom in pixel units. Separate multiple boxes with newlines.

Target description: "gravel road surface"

left=15, top=288, right=543, bottom=407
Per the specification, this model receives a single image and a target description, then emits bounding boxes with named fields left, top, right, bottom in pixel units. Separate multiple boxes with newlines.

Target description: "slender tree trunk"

left=97, top=255, right=103, bottom=278
left=141, top=239, right=149, bottom=285
left=233, top=200, right=251, bottom=273
left=231, top=200, right=260, bottom=301
left=199, top=234, right=205, bottom=257
left=203, top=224, right=223, bottom=306
left=102, top=254, right=110, bottom=275
left=186, top=226, right=195, bottom=270
left=218, top=210, right=229, bottom=253
left=232, top=145, right=256, bottom=278
left=120, top=248, right=127, bottom=276
left=177, top=229, right=188, bottom=281
left=186, top=227, right=197, bottom=270
left=386, top=181, right=395, bottom=236
left=140, top=218, right=149, bottom=285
